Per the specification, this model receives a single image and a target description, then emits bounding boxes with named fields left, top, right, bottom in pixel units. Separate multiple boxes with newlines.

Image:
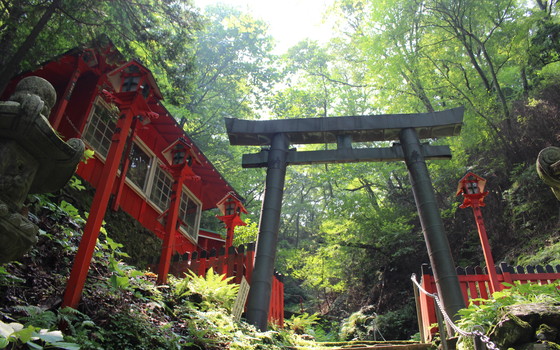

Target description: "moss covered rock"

left=490, top=303, right=560, bottom=349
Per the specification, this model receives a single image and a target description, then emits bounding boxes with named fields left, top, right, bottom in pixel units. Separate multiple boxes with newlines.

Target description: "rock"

left=491, top=311, right=534, bottom=348
left=489, top=303, right=560, bottom=349
left=506, top=303, right=560, bottom=329
left=537, top=324, right=559, bottom=342
left=517, top=342, right=560, bottom=350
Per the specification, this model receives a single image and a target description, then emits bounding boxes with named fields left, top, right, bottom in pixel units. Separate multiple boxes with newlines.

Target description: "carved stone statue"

left=0, top=76, right=85, bottom=263
left=536, top=146, right=560, bottom=200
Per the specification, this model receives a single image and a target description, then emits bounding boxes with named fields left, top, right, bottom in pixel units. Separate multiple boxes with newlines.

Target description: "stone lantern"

left=0, top=76, right=85, bottom=263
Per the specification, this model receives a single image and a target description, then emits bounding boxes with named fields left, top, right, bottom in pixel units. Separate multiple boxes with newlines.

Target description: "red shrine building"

left=2, top=39, right=248, bottom=306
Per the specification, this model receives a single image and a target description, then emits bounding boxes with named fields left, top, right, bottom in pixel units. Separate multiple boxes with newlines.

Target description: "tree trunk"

left=400, top=69, right=435, bottom=113
left=0, top=0, right=62, bottom=96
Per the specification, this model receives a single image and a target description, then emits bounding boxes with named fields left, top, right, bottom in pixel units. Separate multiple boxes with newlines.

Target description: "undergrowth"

left=0, top=182, right=323, bottom=349
left=455, top=281, right=560, bottom=350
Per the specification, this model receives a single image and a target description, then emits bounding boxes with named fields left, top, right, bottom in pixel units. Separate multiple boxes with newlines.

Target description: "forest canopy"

left=1, top=0, right=559, bottom=340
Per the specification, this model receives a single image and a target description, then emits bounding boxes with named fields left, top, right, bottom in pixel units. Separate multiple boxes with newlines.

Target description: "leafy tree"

left=182, top=4, right=278, bottom=137
left=267, top=0, right=560, bottom=337
left=172, top=4, right=279, bottom=222
left=0, top=0, right=201, bottom=96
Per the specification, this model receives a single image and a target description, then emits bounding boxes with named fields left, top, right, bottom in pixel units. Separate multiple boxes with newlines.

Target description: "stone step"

left=290, top=341, right=434, bottom=350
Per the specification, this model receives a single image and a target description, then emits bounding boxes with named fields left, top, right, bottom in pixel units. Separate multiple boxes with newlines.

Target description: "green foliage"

left=340, top=306, right=382, bottom=341
left=285, top=312, right=319, bottom=335
left=233, top=219, right=259, bottom=246
left=4, top=306, right=100, bottom=349
left=0, top=319, right=79, bottom=350
left=455, top=281, right=560, bottom=349
left=0, top=266, right=25, bottom=288
left=174, top=268, right=238, bottom=312
left=3, top=192, right=322, bottom=350
left=4, top=0, right=560, bottom=345
left=101, top=309, right=180, bottom=350
left=95, top=230, right=147, bottom=292
left=517, top=240, right=560, bottom=266
left=0, top=0, right=201, bottom=97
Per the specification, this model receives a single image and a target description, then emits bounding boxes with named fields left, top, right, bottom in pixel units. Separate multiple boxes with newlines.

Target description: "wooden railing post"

left=419, top=264, right=437, bottom=341
left=245, top=242, right=256, bottom=283
left=499, top=262, right=513, bottom=285
left=198, top=250, right=208, bottom=276
left=413, top=276, right=426, bottom=343
left=207, top=249, right=217, bottom=273
left=279, top=275, right=285, bottom=327
left=226, top=246, right=236, bottom=278
left=233, top=245, right=245, bottom=284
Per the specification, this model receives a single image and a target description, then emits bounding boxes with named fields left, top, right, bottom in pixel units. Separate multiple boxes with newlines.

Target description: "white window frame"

left=82, top=97, right=118, bottom=161
left=82, top=97, right=202, bottom=244
left=148, top=163, right=174, bottom=212
left=124, top=138, right=155, bottom=195
left=178, top=186, right=202, bottom=242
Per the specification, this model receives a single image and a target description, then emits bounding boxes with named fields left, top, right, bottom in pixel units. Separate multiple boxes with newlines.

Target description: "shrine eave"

left=225, top=107, right=464, bottom=146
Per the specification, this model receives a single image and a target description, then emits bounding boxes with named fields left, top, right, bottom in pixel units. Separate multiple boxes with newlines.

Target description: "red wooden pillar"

left=111, top=117, right=139, bottom=211
left=245, top=242, right=256, bottom=283
left=420, top=267, right=437, bottom=340
left=51, top=63, right=81, bottom=129
left=225, top=224, right=235, bottom=252
left=279, top=277, right=284, bottom=326
left=156, top=172, right=184, bottom=284
left=472, top=203, right=500, bottom=293
left=63, top=60, right=160, bottom=308
left=157, top=138, right=198, bottom=285
left=457, top=172, right=501, bottom=293
left=63, top=105, right=135, bottom=308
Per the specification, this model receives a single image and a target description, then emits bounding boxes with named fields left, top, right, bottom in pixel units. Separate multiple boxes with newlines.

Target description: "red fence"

left=416, top=262, right=560, bottom=341
left=149, top=243, right=284, bottom=326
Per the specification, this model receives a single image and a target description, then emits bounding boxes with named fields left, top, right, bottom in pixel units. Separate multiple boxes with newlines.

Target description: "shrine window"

left=82, top=98, right=117, bottom=159
left=179, top=188, right=201, bottom=241
left=149, top=166, right=173, bottom=211
left=126, top=142, right=152, bottom=192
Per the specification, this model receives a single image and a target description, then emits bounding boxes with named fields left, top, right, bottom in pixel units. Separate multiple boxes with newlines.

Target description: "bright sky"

left=194, top=0, right=336, bottom=53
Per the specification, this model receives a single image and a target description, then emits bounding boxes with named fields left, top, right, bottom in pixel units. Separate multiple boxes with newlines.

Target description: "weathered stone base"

left=490, top=303, right=560, bottom=349
left=0, top=199, right=38, bottom=263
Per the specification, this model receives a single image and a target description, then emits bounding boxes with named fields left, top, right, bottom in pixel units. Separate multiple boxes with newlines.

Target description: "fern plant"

left=174, top=268, right=238, bottom=312
left=285, top=312, right=319, bottom=335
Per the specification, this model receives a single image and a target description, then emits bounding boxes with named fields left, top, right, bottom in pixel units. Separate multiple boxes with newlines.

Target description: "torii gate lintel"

left=226, top=107, right=466, bottom=331
left=241, top=143, right=453, bottom=167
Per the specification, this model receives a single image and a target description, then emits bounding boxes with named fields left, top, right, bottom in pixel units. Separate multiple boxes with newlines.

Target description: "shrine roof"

left=146, top=101, right=241, bottom=210
left=7, top=39, right=242, bottom=210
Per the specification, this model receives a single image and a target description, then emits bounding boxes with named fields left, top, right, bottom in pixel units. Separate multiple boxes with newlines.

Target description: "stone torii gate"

left=225, top=107, right=466, bottom=330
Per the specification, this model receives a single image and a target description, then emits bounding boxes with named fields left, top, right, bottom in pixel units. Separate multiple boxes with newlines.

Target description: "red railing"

left=416, top=263, right=560, bottom=341
left=149, top=243, right=284, bottom=326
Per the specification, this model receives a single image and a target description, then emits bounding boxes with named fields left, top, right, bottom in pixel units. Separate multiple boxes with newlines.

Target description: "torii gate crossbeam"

left=225, top=107, right=466, bottom=331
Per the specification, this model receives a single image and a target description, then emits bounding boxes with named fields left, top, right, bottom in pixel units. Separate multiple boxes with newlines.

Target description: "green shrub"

left=339, top=306, right=380, bottom=341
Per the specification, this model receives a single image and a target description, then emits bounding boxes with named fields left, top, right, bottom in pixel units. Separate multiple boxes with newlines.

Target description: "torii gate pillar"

left=226, top=107, right=466, bottom=330
left=400, top=127, right=466, bottom=321
left=245, top=133, right=289, bottom=330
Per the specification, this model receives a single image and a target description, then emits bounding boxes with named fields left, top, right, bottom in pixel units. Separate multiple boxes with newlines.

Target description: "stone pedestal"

left=0, top=76, right=85, bottom=263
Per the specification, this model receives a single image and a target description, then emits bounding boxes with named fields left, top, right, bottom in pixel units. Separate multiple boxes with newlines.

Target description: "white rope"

left=411, top=274, right=500, bottom=350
